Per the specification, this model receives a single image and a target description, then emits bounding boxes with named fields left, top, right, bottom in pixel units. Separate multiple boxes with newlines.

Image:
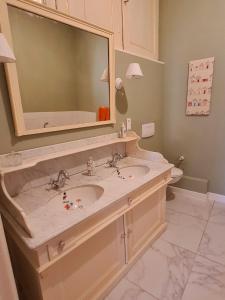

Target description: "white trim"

left=116, top=49, right=165, bottom=65
left=207, top=192, right=225, bottom=204
left=170, top=186, right=225, bottom=204
left=170, top=186, right=207, bottom=199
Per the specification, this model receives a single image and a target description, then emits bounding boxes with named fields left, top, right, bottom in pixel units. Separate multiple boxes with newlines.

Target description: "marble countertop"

left=7, top=157, right=173, bottom=249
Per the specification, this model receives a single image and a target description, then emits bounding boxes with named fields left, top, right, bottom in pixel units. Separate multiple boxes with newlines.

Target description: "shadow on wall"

left=116, top=87, right=128, bottom=114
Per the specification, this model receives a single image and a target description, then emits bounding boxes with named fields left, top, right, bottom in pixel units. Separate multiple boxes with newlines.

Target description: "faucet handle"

left=59, top=169, right=70, bottom=179
left=64, top=170, right=70, bottom=179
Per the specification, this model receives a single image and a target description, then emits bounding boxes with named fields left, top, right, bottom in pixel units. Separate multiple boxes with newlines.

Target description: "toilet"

left=148, top=151, right=183, bottom=199
left=170, top=167, right=183, bottom=184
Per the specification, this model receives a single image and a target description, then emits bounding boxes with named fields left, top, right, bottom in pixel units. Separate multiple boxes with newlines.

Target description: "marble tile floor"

left=105, top=190, right=225, bottom=300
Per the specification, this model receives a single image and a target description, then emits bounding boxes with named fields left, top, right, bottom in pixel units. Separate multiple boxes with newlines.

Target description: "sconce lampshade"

left=100, top=67, right=109, bottom=82
left=0, top=33, right=16, bottom=63
left=126, top=63, right=144, bottom=79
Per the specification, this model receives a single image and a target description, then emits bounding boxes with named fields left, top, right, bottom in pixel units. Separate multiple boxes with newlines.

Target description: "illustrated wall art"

left=186, top=57, right=214, bottom=115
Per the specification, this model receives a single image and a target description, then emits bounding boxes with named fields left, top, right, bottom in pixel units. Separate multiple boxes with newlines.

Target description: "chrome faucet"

left=107, top=152, right=124, bottom=168
left=49, top=170, right=70, bottom=189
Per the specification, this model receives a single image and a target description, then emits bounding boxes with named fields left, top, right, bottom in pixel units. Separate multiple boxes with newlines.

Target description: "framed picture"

left=186, top=57, right=214, bottom=116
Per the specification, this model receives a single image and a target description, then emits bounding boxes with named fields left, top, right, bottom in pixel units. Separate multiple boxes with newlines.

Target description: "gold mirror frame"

left=0, top=0, right=115, bottom=136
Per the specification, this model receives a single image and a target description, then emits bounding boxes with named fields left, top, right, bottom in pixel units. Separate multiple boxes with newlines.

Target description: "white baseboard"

left=170, top=186, right=207, bottom=199
left=170, top=186, right=225, bottom=204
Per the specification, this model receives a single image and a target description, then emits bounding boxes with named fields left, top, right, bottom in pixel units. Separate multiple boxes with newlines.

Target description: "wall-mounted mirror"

left=0, top=0, right=115, bottom=136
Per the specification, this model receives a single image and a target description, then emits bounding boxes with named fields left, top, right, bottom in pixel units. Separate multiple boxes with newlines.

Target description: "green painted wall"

left=160, top=0, right=225, bottom=194
left=0, top=50, right=163, bottom=154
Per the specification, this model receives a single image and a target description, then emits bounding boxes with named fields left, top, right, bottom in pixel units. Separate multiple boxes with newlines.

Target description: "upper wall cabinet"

left=55, top=0, right=158, bottom=60
left=85, top=0, right=114, bottom=31
left=60, top=0, right=123, bottom=49
left=30, top=0, right=56, bottom=9
left=122, top=0, right=159, bottom=60
left=64, top=0, right=85, bottom=19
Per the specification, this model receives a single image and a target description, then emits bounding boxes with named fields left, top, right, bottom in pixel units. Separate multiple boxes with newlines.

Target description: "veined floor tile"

left=198, top=222, right=225, bottom=266
left=105, top=278, right=157, bottom=300
left=161, top=210, right=206, bottom=252
left=182, top=255, right=225, bottom=300
left=167, top=192, right=213, bottom=221
left=209, top=201, right=225, bottom=225
left=126, top=239, right=195, bottom=300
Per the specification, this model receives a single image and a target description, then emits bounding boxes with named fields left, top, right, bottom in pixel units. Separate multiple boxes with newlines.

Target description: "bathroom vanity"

left=0, top=132, right=172, bottom=300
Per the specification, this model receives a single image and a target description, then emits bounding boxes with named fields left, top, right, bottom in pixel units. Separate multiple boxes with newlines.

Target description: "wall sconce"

left=0, top=33, right=16, bottom=63
left=100, top=63, right=144, bottom=90
left=116, top=63, right=144, bottom=90
left=100, top=67, right=124, bottom=90
left=126, top=63, right=144, bottom=79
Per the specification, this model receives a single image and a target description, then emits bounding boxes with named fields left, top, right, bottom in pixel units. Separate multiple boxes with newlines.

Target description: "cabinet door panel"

left=85, top=0, right=113, bottom=30
left=123, top=0, right=159, bottom=59
left=41, top=217, right=125, bottom=300
left=67, top=0, right=85, bottom=20
left=31, top=0, right=56, bottom=9
left=126, top=187, right=166, bottom=260
left=56, top=0, right=69, bottom=13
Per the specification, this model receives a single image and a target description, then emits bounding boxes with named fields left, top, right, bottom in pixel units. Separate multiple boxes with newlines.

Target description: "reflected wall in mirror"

left=0, top=0, right=115, bottom=135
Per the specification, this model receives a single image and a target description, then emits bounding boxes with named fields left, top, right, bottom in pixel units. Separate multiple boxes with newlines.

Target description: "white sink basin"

left=52, top=184, right=104, bottom=210
left=113, top=165, right=150, bottom=180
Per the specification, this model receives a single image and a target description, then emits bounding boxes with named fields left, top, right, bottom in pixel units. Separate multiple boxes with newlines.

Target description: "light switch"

left=141, top=122, right=155, bottom=138
left=126, top=118, right=132, bottom=131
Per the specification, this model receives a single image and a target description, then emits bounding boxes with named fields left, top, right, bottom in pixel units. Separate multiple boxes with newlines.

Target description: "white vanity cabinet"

left=125, top=186, right=166, bottom=261
left=0, top=132, right=172, bottom=300
left=40, top=217, right=125, bottom=300
left=5, top=182, right=168, bottom=300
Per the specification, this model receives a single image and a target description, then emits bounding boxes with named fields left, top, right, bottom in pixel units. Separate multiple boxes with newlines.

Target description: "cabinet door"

left=41, top=217, right=125, bottom=300
left=67, top=0, right=85, bottom=19
left=112, top=0, right=123, bottom=50
left=56, top=0, right=69, bottom=13
left=84, top=0, right=114, bottom=30
left=31, top=0, right=56, bottom=9
left=122, top=0, right=159, bottom=60
left=125, top=186, right=166, bottom=261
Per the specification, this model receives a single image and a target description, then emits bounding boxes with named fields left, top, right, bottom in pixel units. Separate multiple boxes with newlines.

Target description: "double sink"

left=53, top=164, right=150, bottom=209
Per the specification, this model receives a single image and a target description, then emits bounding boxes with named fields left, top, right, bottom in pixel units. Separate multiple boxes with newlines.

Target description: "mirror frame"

left=0, top=0, right=115, bottom=136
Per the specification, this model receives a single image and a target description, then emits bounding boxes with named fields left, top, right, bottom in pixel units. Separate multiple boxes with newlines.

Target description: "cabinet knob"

left=58, top=240, right=66, bottom=251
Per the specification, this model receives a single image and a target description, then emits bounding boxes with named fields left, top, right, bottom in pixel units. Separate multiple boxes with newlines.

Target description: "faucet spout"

left=107, top=152, right=124, bottom=168
left=49, top=169, right=70, bottom=190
